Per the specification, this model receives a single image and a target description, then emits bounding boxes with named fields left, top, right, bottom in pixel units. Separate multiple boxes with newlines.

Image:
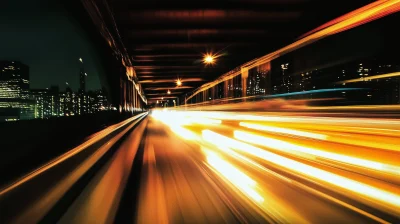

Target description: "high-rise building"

left=59, top=92, right=66, bottom=116
left=31, top=86, right=60, bottom=119
left=49, top=86, right=60, bottom=116
left=0, top=61, right=35, bottom=121
left=78, top=58, right=87, bottom=115
left=0, top=61, right=30, bottom=99
left=281, top=63, right=291, bottom=93
left=64, top=87, right=74, bottom=116
left=79, top=63, right=86, bottom=93
left=31, top=89, right=47, bottom=119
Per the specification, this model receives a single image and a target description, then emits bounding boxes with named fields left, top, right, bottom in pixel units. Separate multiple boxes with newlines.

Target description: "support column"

left=241, top=67, right=249, bottom=99
left=224, top=80, right=228, bottom=99
left=132, top=85, right=137, bottom=112
left=228, top=79, right=233, bottom=98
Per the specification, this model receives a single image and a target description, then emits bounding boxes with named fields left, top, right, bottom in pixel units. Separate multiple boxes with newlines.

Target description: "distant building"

left=0, top=61, right=30, bottom=99
left=87, top=89, right=109, bottom=113
left=78, top=60, right=87, bottom=115
left=64, top=87, right=74, bottom=116
left=59, top=92, right=66, bottom=116
left=31, top=89, right=48, bottom=119
left=31, top=86, right=60, bottom=119
left=0, top=60, right=112, bottom=122
left=0, top=61, right=35, bottom=121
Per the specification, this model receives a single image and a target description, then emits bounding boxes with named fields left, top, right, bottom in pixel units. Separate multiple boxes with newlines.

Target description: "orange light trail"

left=202, top=130, right=400, bottom=212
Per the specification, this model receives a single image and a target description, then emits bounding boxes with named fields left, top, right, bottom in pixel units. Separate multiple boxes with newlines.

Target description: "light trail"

left=234, top=131, right=400, bottom=176
left=204, top=150, right=264, bottom=203
left=0, top=113, right=148, bottom=196
left=202, top=130, right=400, bottom=214
left=239, top=122, right=327, bottom=140
left=339, top=71, right=400, bottom=84
left=149, top=109, right=400, bottom=220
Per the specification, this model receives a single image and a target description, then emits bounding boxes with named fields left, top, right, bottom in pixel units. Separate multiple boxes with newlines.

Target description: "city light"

left=203, top=54, right=216, bottom=65
left=176, top=78, right=182, bottom=86
left=79, top=58, right=83, bottom=63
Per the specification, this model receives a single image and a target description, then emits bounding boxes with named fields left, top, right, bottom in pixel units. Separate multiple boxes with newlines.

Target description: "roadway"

left=142, top=110, right=400, bottom=223
left=1, top=110, right=400, bottom=223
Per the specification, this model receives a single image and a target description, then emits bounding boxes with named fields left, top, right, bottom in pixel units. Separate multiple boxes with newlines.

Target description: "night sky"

left=1, top=0, right=103, bottom=92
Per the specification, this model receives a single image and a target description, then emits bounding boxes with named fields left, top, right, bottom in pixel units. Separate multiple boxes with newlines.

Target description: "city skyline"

left=0, top=60, right=112, bottom=122
left=0, top=0, right=103, bottom=92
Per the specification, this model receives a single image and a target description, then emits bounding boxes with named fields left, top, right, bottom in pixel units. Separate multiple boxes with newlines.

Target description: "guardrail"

left=0, top=112, right=148, bottom=224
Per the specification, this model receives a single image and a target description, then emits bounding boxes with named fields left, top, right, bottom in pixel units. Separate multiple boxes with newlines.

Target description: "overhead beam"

left=134, top=54, right=199, bottom=58
left=137, top=71, right=206, bottom=75
left=112, top=0, right=308, bottom=11
left=139, top=78, right=204, bottom=83
left=135, top=65, right=200, bottom=70
left=145, top=86, right=193, bottom=90
left=146, top=92, right=184, bottom=96
left=133, top=42, right=256, bottom=50
left=117, top=10, right=301, bottom=24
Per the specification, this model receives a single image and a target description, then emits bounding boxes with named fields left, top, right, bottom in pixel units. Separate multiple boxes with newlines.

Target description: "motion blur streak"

left=239, top=122, right=327, bottom=140
left=339, top=71, right=400, bottom=84
left=170, top=125, right=198, bottom=140
left=235, top=131, right=399, bottom=175
left=204, top=150, right=264, bottom=203
left=0, top=113, right=147, bottom=196
left=202, top=130, right=400, bottom=213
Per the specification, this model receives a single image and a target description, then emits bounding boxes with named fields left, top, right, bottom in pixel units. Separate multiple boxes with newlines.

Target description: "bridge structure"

left=1, top=1, right=400, bottom=223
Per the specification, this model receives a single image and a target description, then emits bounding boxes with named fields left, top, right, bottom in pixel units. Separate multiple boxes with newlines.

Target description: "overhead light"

left=203, top=54, right=215, bottom=64
left=167, top=90, right=171, bottom=94
left=176, top=78, right=182, bottom=86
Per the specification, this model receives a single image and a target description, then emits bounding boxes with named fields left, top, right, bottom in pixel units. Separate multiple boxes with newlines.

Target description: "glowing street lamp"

left=203, top=54, right=215, bottom=64
left=176, top=78, right=182, bottom=86
left=167, top=90, right=171, bottom=94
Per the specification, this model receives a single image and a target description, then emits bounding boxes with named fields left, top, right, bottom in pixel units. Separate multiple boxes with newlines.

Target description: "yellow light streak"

left=202, top=130, right=400, bottom=211
left=170, top=125, right=197, bottom=140
left=239, top=122, right=327, bottom=140
left=339, top=72, right=400, bottom=84
left=234, top=131, right=399, bottom=175
left=204, top=150, right=264, bottom=203
left=188, top=117, right=221, bottom=125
